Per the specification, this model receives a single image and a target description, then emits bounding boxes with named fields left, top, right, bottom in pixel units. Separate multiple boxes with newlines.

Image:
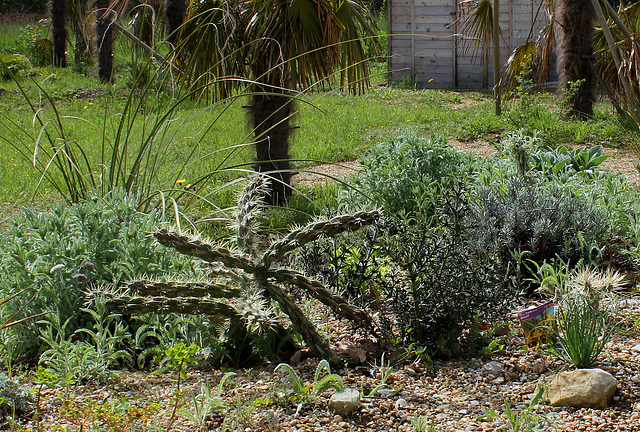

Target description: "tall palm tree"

left=165, top=0, right=186, bottom=45
left=50, top=0, right=67, bottom=67
left=95, top=0, right=115, bottom=82
left=174, top=0, right=377, bottom=203
left=243, top=0, right=377, bottom=203
left=71, top=0, right=93, bottom=66
left=557, top=0, right=595, bottom=119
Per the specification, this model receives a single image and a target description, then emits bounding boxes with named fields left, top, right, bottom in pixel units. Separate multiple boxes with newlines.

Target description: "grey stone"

left=329, top=389, right=361, bottom=416
left=395, top=398, right=408, bottom=408
left=491, top=376, right=505, bottom=385
left=547, top=368, right=618, bottom=409
left=483, top=361, right=504, bottom=377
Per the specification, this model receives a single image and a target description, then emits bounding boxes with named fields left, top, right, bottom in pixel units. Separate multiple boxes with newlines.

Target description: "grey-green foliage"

left=0, top=191, right=196, bottom=362
left=0, top=372, right=32, bottom=415
left=38, top=300, right=133, bottom=384
left=340, top=133, right=476, bottom=218
left=471, top=176, right=608, bottom=267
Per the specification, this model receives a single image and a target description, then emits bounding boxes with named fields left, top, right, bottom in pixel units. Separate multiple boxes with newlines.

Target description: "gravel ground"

left=18, top=295, right=640, bottom=431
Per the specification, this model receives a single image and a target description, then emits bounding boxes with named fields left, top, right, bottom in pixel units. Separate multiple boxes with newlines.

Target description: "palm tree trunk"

left=558, top=0, right=595, bottom=119
left=165, top=0, right=187, bottom=46
left=75, top=29, right=88, bottom=64
left=94, top=0, right=114, bottom=83
left=50, top=0, right=67, bottom=68
left=492, top=0, right=501, bottom=115
left=249, top=91, right=295, bottom=205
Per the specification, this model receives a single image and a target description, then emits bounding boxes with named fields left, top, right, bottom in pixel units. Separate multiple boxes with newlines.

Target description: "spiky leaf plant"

left=98, top=175, right=379, bottom=360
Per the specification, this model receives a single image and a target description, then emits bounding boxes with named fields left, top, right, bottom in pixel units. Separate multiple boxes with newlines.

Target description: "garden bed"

left=13, top=296, right=640, bottom=432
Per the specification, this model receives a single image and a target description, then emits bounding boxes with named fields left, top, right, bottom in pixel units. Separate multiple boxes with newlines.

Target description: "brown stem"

left=165, top=361, right=183, bottom=432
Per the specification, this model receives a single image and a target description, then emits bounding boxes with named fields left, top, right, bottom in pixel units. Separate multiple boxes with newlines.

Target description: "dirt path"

left=293, top=140, right=640, bottom=187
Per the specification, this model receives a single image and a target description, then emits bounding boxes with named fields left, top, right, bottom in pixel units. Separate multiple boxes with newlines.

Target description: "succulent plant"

left=97, top=175, right=379, bottom=359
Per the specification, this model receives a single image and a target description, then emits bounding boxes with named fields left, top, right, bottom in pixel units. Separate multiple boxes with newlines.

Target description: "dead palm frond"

left=593, top=0, right=640, bottom=127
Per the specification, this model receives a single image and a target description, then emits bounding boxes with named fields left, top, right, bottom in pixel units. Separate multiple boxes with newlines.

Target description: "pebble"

left=396, top=398, right=408, bottom=408
left=491, top=376, right=505, bottom=385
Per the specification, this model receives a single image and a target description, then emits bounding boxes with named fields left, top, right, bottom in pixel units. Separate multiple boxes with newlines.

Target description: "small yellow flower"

left=176, top=179, right=186, bottom=184
left=88, top=102, right=94, bottom=105
left=83, top=106, right=88, bottom=109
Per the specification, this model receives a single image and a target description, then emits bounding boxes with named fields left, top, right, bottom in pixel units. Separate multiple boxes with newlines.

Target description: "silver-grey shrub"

left=0, top=191, right=196, bottom=362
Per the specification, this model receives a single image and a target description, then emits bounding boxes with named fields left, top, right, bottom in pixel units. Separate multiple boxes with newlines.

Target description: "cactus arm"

left=155, top=229, right=255, bottom=272
left=262, top=282, right=333, bottom=359
left=127, top=280, right=241, bottom=299
left=263, top=211, right=380, bottom=265
left=235, top=175, right=268, bottom=257
left=102, top=294, right=237, bottom=317
left=268, top=268, right=377, bottom=336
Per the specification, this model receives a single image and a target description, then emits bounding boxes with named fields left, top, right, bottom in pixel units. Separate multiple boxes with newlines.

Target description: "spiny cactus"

left=98, top=175, right=379, bottom=360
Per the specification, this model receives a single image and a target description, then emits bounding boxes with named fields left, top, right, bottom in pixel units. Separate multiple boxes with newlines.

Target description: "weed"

left=163, top=343, right=201, bottom=432
left=411, top=413, right=436, bottom=431
left=275, top=359, right=343, bottom=411
left=479, top=387, right=553, bottom=432
left=178, top=372, right=236, bottom=430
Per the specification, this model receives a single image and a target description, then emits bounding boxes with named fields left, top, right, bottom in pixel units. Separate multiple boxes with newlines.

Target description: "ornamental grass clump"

left=548, top=267, right=622, bottom=368
left=97, top=175, right=379, bottom=361
left=550, top=292, right=616, bottom=368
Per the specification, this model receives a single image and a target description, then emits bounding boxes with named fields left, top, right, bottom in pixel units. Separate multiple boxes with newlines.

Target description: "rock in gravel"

left=483, top=361, right=504, bottom=377
left=547, top=368, right=618, bottom=409
left=329, top=389, right=361, bottom=416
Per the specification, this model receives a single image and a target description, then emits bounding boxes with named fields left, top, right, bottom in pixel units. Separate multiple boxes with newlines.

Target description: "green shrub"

left=0, top=191, right=196, bottom=362
left=376, top=184, right=514, bottom=354
left=341, top=132, right=476, bottom=218
left=294, top=226, right=397, bottom=307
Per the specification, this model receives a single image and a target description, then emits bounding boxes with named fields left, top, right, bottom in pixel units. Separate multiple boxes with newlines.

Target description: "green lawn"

left=1, top=58, right=637, bottom=213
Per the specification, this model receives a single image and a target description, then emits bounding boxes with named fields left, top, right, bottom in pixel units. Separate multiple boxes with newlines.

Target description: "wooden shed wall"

left=389, top=0, right=547, bottom=88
